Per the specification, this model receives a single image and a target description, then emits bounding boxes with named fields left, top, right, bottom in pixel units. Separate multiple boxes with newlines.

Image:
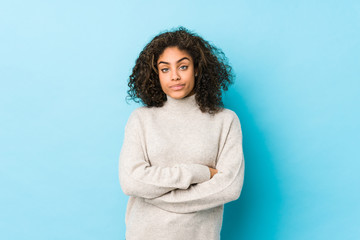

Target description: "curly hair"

left=126, top=26, right=235, bottom=114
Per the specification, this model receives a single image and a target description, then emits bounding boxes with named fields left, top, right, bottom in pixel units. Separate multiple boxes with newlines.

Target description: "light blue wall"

left=1, top=0, right=359, bottom=239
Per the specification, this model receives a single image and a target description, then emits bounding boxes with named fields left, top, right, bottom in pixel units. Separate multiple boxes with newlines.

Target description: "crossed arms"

left=119, top=110, right=245, bottom=213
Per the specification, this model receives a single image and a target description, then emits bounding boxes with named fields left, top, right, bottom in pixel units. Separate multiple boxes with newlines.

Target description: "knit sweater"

left=118, top=93, right=245, bottom=240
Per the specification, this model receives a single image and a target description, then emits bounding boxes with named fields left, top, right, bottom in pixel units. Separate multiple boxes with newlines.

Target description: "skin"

left=157, top=46, right=218, bottom=178
left=157, top=46, right=196, bottom=99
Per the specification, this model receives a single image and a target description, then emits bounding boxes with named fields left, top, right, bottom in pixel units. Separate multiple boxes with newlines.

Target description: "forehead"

left=157, top=47, right=192, bottom=62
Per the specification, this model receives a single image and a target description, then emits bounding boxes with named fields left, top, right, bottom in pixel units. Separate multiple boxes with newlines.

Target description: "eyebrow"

left=158, top=57, right=190, bottom=65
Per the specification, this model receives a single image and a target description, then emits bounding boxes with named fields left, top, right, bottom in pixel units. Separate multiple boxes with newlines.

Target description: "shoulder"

left=128, top=105, right=159, bottom=119
left=126, top=106, right=159, bottom=126
left=127, top=106, right=146, bottom=119
left=215, top=107, right=240, bottom=124
left=212, top=107, right=242, bottom=135
left=126, top=106, right=146, bottom=122
left=216, top=108, right=243, bottom=140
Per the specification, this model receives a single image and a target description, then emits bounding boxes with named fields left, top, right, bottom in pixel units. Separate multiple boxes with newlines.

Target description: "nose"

left=171, top=69, right=180, bottom=81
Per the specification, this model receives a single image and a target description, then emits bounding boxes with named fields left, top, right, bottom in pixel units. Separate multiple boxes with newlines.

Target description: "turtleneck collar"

left=162, top=93, right=199, bottom=113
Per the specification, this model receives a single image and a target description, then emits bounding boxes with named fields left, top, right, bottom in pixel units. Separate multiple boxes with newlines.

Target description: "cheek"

left=158, top=74, right=164, bottom=83
left=187, top=73, right=195, bottom=86
left=158, top=75, right=168, bottom=89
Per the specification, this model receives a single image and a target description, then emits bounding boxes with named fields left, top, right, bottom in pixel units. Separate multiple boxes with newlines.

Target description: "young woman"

left=119, top=26, right=245, bottom=240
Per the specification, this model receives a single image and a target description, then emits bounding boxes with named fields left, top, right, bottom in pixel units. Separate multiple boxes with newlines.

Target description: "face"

left=157, top=47, right=196, bottom=99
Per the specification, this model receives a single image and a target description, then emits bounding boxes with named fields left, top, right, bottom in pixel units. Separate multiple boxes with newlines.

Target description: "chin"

left=168, top=91, right=188, bottom=99
left=170, top=94, right=185, bottom=99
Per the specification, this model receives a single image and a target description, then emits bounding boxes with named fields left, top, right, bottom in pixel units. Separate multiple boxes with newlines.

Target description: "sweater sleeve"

left=119, top=110, right=211, bottom=199
left=144, top=112, right=245, bottom=213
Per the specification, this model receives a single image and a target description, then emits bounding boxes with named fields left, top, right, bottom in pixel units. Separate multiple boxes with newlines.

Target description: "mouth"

left=170, top=84, right=185, bottom=90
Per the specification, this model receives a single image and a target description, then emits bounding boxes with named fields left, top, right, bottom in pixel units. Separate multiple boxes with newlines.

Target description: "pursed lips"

left=170, top=84, right=185, bottom=90
left=170, top=84, right=185, bottom=88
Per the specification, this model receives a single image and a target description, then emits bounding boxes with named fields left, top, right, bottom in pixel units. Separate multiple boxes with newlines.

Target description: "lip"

left=170, top=84, right=185, bottom=90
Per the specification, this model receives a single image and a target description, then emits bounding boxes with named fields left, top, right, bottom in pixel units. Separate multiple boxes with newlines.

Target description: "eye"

left=179, top=65, right=188, bottom=70
left=161, top=68, right=169, bottom=73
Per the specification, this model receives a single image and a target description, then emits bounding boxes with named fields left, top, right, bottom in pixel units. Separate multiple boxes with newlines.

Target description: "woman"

left=119, top=26, right=245, bottom=240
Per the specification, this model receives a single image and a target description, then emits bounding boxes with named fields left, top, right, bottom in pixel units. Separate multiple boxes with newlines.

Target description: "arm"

left=119, top=110, right=211, bottom=199
left=144, top=112, right=245, bottom=213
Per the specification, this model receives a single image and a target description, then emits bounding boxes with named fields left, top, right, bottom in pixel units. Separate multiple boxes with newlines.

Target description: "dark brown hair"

left=126, top=26, right=234, bottom=114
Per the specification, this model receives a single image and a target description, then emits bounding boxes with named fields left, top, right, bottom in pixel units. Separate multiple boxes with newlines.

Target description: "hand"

left=209, top=167, right=218, bottom=179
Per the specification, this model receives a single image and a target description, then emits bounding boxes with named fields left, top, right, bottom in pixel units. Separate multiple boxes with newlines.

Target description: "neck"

left=163, top=93, right=198, bottom=113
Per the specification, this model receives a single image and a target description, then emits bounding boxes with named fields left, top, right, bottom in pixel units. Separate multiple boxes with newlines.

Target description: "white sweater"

left=118, top=93, right=245, bottom=240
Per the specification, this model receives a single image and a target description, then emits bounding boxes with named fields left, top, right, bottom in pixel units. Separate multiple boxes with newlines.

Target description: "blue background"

left=1, top=0, right=359, bottom=239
